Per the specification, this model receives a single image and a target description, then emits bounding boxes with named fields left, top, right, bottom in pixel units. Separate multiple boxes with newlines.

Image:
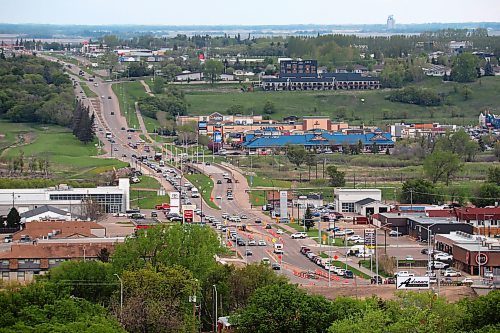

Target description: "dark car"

left=370, top=275, right=383, bottom=284
left=265, top=224, right=272, bottom=229
left=343, top=270, right=354, bottom=279
left=226, top=179, right=232, bottom=183
left=271, top=263, right=281, bottom=270
left=255, top=219, right=262, bottom=224
left=386, top=277, right=396, bottom=284
left=237, top=239, right=246, bottom=246
left=107, top=96, right=112, bottom=99
left=217, top=180, right=222, bottom=184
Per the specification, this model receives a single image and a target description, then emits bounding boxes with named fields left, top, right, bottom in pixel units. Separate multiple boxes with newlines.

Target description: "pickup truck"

left=155, top=203, right=170, bottom=210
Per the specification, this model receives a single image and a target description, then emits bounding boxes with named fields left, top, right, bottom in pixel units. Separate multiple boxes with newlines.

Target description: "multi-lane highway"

left=49, top=54, right=368, bottom=286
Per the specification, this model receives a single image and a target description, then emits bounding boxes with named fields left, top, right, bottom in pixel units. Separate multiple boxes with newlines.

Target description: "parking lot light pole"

left=418, top=223, right=437, bottom=273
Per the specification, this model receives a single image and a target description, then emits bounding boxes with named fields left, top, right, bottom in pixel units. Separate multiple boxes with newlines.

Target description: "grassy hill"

left=183, top=76, right=500, bottom=126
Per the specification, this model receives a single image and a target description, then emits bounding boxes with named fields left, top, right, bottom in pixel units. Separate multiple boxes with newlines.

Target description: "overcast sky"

left=1, top=0, right=499, bottom=25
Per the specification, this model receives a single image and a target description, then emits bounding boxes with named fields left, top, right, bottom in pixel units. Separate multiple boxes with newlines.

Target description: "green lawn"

left=184, top=76, right=500, bottom=126
left=246, top=175, right=292, bottom=188
left=185, top=173, right=219, bottom=210
left=0, top=122, right=127, bottom=178
left=112, top=81, right=144, bottom=130
left=131, top=176, right=161, bottom=190
left=129, top=189, right=169, bottom=209
left=81, top=82, right=98, bottom=98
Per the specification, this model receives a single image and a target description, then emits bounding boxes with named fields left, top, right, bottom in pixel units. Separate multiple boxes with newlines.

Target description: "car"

left=386, top=277, right=396, bottom=284
left=255, top=219, right=262, bottom=224
left=121, top=127, right=126, bottom=130
left=395, top=271, right=415, bottom=277
left=389, top=230, right=402, bottom=237
left=245, top=249, right=253, bottom=256
left=240, top=214, right=248, bottom=219
left=227, top=195, right=234, bottom=200
left=216, top=180, right=222, bottom=184
left=344, top=229, right=355, bottom=235
left=336, top=269, right=346, bottom=276
left=114, top=147, right=118, bottom=151
left=461, top=278, right=474, bottom=284
left=405, top=255, right=414, bottom=261
left=261, top=257, right=270, bottom=265
left=291, top=232, right=307, bottom=239
left=236, top=239, right=246, bottom=246
left=107, top=96, right=112, bottom=99
left=343, top=270, right=354, bottom=279
left=215, top=195, right=222, bottom=200
left=265, top=224, right=272, bottom=229
left=121, top=154, right=127, bottom=157
left=276, top=229, right=284, bottom=235
left=347, top=235, right=362, bottom=241
left=443, top=269, right=461, bottom=277
left=271, top=263, right=281, bottom=270
left=371, top=275, right=383, bottom=284
left=221, top=213, right=229, bottom=219
left=300, top=246, right=311, bottom=255
left=274, top=248, right=284, bottom=255
left=429, top=261, right=449, bottom=270
left=258, top=240, right=267, bottom=246
left=4, top=235, right=13, bottom=243
left=101, top=95, right=105, bottom=98
left=332, top=230, right=346, bottom=237
left=110, top=111, right=114, bottom=115
left=248, top=240, right=257, bottom=246
left=355, top=252, right=372, bottom=258
left=434, top=253, right=453, bottom=261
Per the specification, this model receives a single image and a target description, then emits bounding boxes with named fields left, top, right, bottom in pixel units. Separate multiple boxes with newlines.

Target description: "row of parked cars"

left=300, top=246, right=354, bottom=279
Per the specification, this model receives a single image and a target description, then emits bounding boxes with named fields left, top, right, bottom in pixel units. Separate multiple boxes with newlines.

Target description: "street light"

left=213, top=284, right=218, bottom=333
left=114, top=273, right=123, bottom=317
left=417, top=223, right=437, bottom=273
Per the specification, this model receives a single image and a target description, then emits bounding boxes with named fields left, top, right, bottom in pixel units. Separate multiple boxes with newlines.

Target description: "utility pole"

left=410, top=189, right=413, bottom=210
left=114, top=274, right=123, bottom=318
left=213, top=285, right=218, bottom=333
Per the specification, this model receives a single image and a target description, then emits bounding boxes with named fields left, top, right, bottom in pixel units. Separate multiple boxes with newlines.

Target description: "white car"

left=240, top=214, right=248, bottom=219
left=443, top=269, right=461, bottom=277
left=344, top=229, right=355, bottom=235
left=347, top=235, right=362, bottom=241
left=395, top=271, right=415, bottom=277
left=405, top=255, right=414, bottom=261
left=222, top=213, right=229, bottom=219
left=276, top=229, right=284, bottom=235
left=336, top=269, right=346, bottom=276
left=429, top=261, right=449, bottom=270
left=462, top=278, right=474, bottom=284
left=434, top=253, right=453, bottom=261
left=258, top=240, right=267, bottom=246
left=332, top=231, right=346, bottom=237
left=215, top=195, right=222, bottom=200
left=248, top=240, right=257, bottom=246
left=291, top=232, right=307, bottom=239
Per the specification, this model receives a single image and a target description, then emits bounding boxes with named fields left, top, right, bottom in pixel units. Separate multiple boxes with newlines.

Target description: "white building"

left=0, top=179, right=129, bottom=215
left=20, top=205, right=82, bottom=222
left=353, top=198, right=390, bottom=216
left=175, top=71, right=203, bottom=82
left=334, top=189, right=382, bottom=213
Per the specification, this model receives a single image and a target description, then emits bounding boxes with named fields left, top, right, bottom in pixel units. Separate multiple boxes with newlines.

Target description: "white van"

left=191, top=188, right=200, bottom=198
left=159, top=160, right=165, bottom=167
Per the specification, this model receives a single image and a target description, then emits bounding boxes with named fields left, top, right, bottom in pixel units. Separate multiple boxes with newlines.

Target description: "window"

left=2, top=271, right=8, bottom=278
left=18, top=259, right=25, bottom=264
left=341, top=202, right=354, bottom=213
left=1, top=260, right=8, bottom=265
left=17, top=271, right=25, bottom=279
left=49, top=259, right=56, bottom=265
left=33, top=260, right=40, bottom=264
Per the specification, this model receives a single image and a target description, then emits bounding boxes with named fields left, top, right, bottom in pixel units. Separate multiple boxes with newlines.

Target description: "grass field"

left=0, top=122, right=127, bottom=179
left=129, top=176, right=167, bottom=209
left=183, top=76, right=500, bottom=126
left=131, top=176, right=161, bottom=189
left=81, top=82, right=98, bottom=98
left=185, top=173, right=219, bottom=210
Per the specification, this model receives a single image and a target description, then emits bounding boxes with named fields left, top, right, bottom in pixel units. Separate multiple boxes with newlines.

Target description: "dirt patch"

left=302, top=285, right=477, bottom=302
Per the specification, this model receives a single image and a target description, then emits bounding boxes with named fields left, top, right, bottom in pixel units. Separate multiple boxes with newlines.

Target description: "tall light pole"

left=213, top=284, right=218, bottom=333
left=418, top=223, right=437, bottom=273
left=114, top=273, right=123, bottom=318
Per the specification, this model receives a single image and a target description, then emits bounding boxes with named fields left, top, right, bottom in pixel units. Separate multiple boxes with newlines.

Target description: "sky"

left=1, top=0, right=499, bottom=26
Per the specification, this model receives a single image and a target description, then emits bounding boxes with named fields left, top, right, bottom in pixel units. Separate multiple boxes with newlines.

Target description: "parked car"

left=371, top=275, right=383, bottom=284
left=443, top=269, right=461, bottom=277
left=434, top=253, right=453, bottom=261
left=429, top=261, right=449, bottom=270
left=462, top=278, right=474, bottom=284
left=389, top=230, right=402, bottom=237
left=395, top=271, right=415, bottom=277
left=347, top=235, right=362, bottom=241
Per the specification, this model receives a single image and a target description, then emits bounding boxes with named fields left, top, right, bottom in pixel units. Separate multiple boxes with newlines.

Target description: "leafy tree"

left=162, top=63, right=182, bottom=82
left=495, top=141, right=500, bottom=161
left=235, top=284, right=334, bottom=333
left=470, top=183, right=500, bottom=207
left=423, top=151, right=462, bottom=185
left=286, top=145, right=308, bottom=167
left=263, top=101, right=277, bottom=114
left=451, top=53, right=478, bottom=83
left=47, top=260, right=116, bottom=306
left=115, top=267, right=197, bottom=333
left=112, top=224, right=223, bottom=279
left=487, top=166, right=500, bottom=186
left=459, top=290, right=500, bottom=332
left=151, top=77, right=165, bottom=94
left=6, top=207, right=21, bottom=228
left=204, top=59, right=223, bottom=84
left=226, top=104, right=245, bottom=115
left=400, top=179, right=436, bottom=204
left=326, top=165, right=345, bottom=187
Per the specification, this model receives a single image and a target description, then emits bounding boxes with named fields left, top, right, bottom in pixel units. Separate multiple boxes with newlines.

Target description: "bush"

left=387, top=86, right=442, bottom=106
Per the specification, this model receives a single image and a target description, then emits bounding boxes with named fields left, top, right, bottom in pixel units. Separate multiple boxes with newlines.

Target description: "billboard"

left=396, top=276, right=430, bottom=290
left=279, top=191, right=288, bottom=220
left=364, top=228, right=376, bottom=247
left=182, top=204, right=196, bottom=224
left=169, top=192, right=180, bottom=214
left=214, top=131, right=222, bottom=143
left=198, top=121, right=208, bottom=130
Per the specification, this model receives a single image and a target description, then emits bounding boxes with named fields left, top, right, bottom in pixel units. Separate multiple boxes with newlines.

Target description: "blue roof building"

left=243, top=132, right=394, bottom=150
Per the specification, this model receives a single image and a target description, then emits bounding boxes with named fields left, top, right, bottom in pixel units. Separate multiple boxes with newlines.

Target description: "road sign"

left=322, top=234, right=327, bottom=241
left=476, top=253, right=488, bottom=265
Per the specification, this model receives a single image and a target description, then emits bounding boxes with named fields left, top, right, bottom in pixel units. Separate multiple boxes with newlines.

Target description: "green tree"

left=162, top=63, right=182, bottom=82
left=151, top=77, right=165, bottom=94
left=470, top=183, right=500, bottom=207
left=303, top=207, right=315, bottom=231
left=47, top=260, right=116, bottom=306
left=495, top=141, right=500, bottom=161
left=286, top=145, right=308, bottom=167
left=112, top=224, right=223, bottom=279
left=487, top=166, right=500, bottom=186
left=423, top=151, right=462, bottom=185
left=459, top=290, right=500, bottom=332
left=204, top=59, right=223, bottom=84
left=451, top=53, right=478, bottom=83
left=235, top=284, right=334, bottom=333
left=116, top=267, right=197, bottom=333
left=263, top=101, right=277, bottom=114
left=6, top=207, right=21, bottom=228
left=400, top=179, right=436, bottom=204
left=326, top=165, right=345, bottom=187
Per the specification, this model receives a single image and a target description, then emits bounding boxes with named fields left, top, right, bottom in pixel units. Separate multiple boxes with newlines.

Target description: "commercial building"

left=406, top=216, right=474, bottom=241
left=435, top=232, right=500, bottom=276
left=0, top=179, right=130, bottom=215
left=334, top=189, right=382, bottom=213
left=353, top=198, right=390, bottom=217
left=12, top=221, right=106, bottom=241
left=20, top=205, right=83, bottom=222
left=243, top=131, right=394, bottom=152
